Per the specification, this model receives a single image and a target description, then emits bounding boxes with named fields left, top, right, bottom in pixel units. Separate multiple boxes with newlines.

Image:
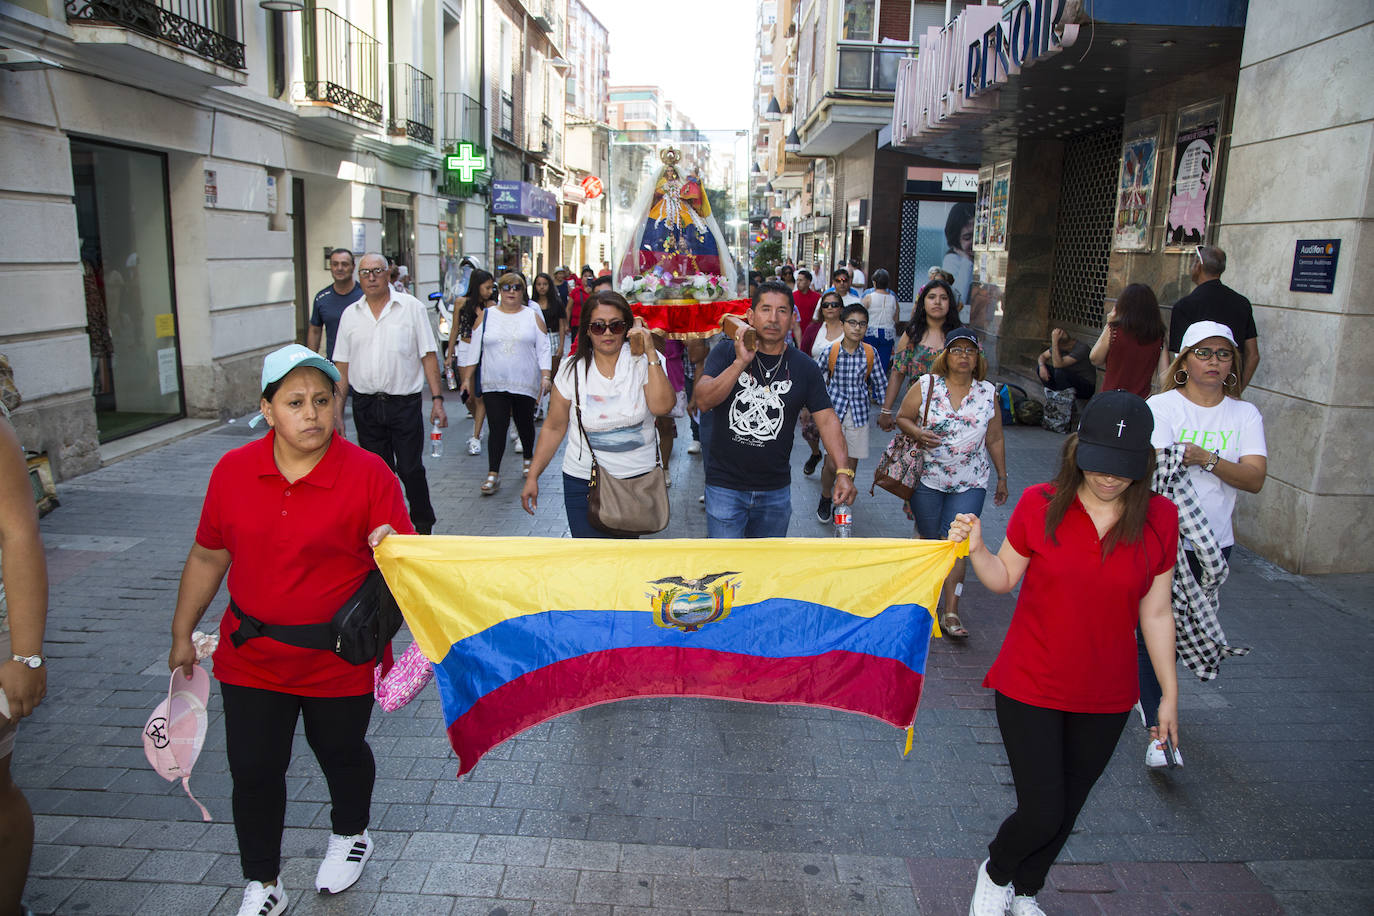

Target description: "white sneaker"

left=1010, top=894, right=1047, bottom=916
left=315, top=830, right=373, bottom=894
left=466, top=436, right=481, bottom=456
left=969, top=858, right=1012, bottom=916
left=514, top=439, right=523, bottom=454
left=1145, top=738, right=1183, bottom=768
left=510, top=428, right=519, bottom=441
left=687, top=441, right=701, bottom=455
left=236, top=880, right=287, bottom=916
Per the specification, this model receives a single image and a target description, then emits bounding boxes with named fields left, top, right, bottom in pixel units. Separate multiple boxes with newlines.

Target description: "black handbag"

left=229, top=570, right=402, bottom=666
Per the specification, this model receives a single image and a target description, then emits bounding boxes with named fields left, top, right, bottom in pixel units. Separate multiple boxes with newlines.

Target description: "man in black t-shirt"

left=307, top=248, right=364, bottom=361
left=1168, top=245, right=1260, bottom=391
left=694, top=281, right=856, bottom=537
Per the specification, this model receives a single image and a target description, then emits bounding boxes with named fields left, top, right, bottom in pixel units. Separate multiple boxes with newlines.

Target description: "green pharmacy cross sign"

left=445, top=143, right=488, bottom=184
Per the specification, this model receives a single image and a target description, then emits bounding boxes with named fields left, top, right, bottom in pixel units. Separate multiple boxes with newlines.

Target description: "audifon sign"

left=892, top=0, right=1079, bottom=145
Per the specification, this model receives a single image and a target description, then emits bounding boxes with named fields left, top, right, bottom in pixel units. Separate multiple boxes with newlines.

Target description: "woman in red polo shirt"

left=167, top=344, right=413, bottom=916
left=948, top=391, right=1180, bottom=916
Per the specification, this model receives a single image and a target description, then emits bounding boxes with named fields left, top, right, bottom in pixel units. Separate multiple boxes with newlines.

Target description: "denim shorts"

left=910, top=484, right=987, bottom=541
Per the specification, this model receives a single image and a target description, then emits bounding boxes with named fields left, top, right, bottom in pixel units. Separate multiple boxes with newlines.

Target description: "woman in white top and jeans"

left=521, top=291, right=675, bottom=537
left=861, top=268, right=899, bottom=373
left=458, top=272, right=551, bottom=494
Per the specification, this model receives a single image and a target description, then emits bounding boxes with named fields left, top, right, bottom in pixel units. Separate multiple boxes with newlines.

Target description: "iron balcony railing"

left=65, top=0, right=245, bottom=69
left=835, top=41, right=913, bottom=93
left=388, top=62, right=434, bottom=144
left=440, top=91, right=484, bottom=145
left=537, top=113, right=553, bottom=156
left=301, top=3, right=382, bottom=122
left=499, top=91, right=515, bottom=142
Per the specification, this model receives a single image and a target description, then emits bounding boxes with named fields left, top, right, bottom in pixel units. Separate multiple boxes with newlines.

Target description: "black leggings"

left=221, top=683, right=375, bottom=882
left=483, top=390, right=536, bottom=473
left=987, top=692, right=1129, bottom=896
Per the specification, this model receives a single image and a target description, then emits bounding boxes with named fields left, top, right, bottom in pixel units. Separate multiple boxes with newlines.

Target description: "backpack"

left=825, top=341, right=876, bottom=381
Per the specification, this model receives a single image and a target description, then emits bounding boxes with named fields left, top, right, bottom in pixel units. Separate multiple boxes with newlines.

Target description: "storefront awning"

left=504, top=218, right=544, bottom=238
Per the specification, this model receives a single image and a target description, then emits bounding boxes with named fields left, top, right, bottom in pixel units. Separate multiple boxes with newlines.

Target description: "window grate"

left=1048, top=125, right=1122, bottom=328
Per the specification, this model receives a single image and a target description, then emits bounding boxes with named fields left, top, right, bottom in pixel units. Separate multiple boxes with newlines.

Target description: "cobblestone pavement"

left=13, top=406, right=1374, bottom=914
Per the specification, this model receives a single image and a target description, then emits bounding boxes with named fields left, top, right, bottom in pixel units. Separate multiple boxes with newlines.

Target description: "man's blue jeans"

left=704, top=484, right=791, bottom=538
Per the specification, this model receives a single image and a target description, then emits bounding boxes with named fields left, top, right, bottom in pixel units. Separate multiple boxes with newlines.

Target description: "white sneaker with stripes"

left=314, top=830, right=373, bottom=894
left=235, top=879, right=287, bottom=916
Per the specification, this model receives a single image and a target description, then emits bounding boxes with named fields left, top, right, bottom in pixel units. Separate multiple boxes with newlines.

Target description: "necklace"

left=752, top=350, right=787, bottom=385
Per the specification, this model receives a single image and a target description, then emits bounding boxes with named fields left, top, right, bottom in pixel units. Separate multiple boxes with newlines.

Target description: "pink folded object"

left=374, top=642, right=434, bottom=712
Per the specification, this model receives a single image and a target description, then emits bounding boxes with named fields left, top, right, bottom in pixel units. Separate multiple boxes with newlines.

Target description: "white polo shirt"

left=332, top=292, right=438, bottom=395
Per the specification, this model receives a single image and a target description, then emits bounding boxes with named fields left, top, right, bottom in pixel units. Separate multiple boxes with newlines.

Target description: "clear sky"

left=581, top=0, right=756, bottom=130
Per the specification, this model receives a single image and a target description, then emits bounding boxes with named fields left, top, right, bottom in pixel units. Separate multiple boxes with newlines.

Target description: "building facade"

left=888, top=0, right=1374, bottom=573
left=1, top=0, right=483, bottom=478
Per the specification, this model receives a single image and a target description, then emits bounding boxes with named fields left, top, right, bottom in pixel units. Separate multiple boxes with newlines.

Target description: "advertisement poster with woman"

left=1165, top=100, right=1224, bottom=250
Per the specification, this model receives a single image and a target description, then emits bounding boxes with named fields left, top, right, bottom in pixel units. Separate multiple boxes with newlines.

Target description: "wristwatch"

left=1202, top=450, right=1221, bottom=473
left=11, top=653, right=44, bottom=669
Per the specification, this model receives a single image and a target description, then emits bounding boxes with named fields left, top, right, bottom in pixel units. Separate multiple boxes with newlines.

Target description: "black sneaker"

left=803, top=453, right=822, bottom=476
left=816, top=497, right=833, bottom=523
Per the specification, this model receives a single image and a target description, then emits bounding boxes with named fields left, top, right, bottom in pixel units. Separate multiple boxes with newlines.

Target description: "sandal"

left=521, top=459, right=532, bottom=478
left=941, top=612, right=969, bottom=639
left=480, top=473, right=500, bottom=495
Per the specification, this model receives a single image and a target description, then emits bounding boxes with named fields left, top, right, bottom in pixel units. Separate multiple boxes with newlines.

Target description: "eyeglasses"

left=947, top=346, right=979, bottom=356
left=500, top=283, right=524, bottom=292
left=588, top=319, right=628, bottom=335
left=1189, top=346, right=1234, bottom=362
left=357, top=268, right=388, bottom=279
left=843, top=319, right=868, bottom=328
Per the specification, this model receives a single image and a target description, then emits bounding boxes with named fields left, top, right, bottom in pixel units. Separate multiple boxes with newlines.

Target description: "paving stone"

left=575, top=870, right=654, bottom=906
left=49, top=878, right=155, bottom=914
left=652, top=874, right=727, bottom=909
left=128, top=848, right=219, bottom=883
left=421, top=861, right=505, bottom=896
left=724, top=877, right=806, bottom=913
left=498, top=863, right=580, bottom=900
left=401, top=831, right=480, bottom=861
left=50, top=845, right=149, bottom=880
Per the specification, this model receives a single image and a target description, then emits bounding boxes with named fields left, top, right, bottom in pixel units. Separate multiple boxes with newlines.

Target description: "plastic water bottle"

left=833, top=503, right=852, bottom=538
left=430, top=421, right=443, bottom=458
left=444, top=361, right=458, bottom=390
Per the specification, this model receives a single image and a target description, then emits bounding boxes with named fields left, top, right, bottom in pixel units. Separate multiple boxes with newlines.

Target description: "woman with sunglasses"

left=1140, top=320, right=1265, bottom=767
left=878, top=278, right=961, bottom=432
left=521, top=291, right=675, bottom=537
left=458, top=272, right=551, bottom=494
left=894, top=328, right=1008, bottom=638
left=797, top=291, right=847, bottom=475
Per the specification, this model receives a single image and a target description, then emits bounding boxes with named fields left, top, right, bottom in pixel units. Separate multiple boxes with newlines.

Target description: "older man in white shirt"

left=333, top=252, right=446, bottom=534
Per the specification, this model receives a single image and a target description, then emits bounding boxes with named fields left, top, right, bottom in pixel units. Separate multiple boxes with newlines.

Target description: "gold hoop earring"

left=1174, top=369, right=1188, bottom=386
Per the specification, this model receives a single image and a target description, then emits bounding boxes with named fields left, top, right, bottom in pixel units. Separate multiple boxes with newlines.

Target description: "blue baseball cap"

left=250, top=344, right=340, bottom=427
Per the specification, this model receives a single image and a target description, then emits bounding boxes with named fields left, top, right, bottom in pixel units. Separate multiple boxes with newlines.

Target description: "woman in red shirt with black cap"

left=948, top=391, right=1180, bottom=916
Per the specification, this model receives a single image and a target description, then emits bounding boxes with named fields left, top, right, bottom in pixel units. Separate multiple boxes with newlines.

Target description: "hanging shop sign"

left=942, top=171, right=978, bottom=193
left=491, top=180, right=558, bottom=221
left=1164, top=98, right=1225, bottom=251
left=1290, top=239, right=1340, bottom=294
left=966, top=0, right=1080, bottom=99
left=445, top=142, right=489, bottom=184
left=581, top=175, right=604, bottom=199
left=1112, top=116, right=1163, bottom=252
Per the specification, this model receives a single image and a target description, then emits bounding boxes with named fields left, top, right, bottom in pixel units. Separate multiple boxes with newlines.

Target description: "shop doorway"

left=71, top=140, right=185, bottom=442
left=382, top=191, right=415, bottom=292
left=291, top=177, right=310, bottom=343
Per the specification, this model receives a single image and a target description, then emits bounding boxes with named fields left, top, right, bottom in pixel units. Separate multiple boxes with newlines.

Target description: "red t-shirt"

left=1103, top=326, right=1164, bottom=399
left=983, top=483, right=1178, bottom=714
left=793, top=289, right=821, bottom=338
left=568, top=285, right=592, bottom=355
left=199, top=431, right=414, bottom=697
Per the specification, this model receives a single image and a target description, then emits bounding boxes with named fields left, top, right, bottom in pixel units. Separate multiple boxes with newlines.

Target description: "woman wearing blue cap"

left=949, top=391, right=1180, bottom=916
left=167, top=344, right=412, bottom=916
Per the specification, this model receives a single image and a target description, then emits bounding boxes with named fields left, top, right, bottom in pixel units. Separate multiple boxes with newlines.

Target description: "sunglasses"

left=821, top=300, right=842, bottom=308
left=1189, top=346, right=1234, bottom=362
left=588, top=319, right=628, bottom=335
left=357, top=268, right=388, bottom=279
left=500, top=283, right=524, bottom=292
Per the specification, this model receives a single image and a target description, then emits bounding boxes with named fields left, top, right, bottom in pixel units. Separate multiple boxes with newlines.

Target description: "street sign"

left=581, top=175, right=604, bottom=199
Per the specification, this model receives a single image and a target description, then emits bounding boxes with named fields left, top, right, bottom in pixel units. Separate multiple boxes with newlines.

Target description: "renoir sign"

left=966, top=0, right=1080, bottom=100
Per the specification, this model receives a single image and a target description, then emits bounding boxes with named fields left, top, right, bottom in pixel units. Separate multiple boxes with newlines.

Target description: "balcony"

left=64, top=0, right=246, bottom=84
left=797, top=40, right=914, bottom=157
left=529, top=113, right=553, bottom=158
left=836, top=41, right=912, bottom=92
left=499, top=91, right=515, bottom=143
left=300, top=4, right=382, bottom=123
left=388, top=62, right=434, bottom=145
left=439, top=92, right=489, bottom=199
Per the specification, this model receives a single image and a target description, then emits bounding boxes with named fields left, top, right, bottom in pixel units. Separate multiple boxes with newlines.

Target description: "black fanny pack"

left=228, top=570, right=403, bottom=666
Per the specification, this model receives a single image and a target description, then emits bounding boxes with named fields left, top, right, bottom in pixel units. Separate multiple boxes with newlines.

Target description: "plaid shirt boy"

left=816, top=342, right=887, bottom=427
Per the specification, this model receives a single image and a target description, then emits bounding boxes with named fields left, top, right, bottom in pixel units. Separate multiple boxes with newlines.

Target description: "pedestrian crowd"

left=0, top=245, right=1267, bottom=916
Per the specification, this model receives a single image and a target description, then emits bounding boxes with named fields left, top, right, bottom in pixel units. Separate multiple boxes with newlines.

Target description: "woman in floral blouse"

left=878, top=278, right=961, bottom=431
left=894, top=327, right=1008, bottom=637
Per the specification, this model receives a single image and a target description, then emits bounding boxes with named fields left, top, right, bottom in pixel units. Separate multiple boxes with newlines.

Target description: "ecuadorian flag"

left=374, top=536, right=965, bottom=775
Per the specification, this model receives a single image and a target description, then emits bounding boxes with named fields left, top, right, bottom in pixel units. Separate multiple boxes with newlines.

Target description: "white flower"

left=619, top=276, right=635, bottom=294
left=692, top=275, right=708, bottom=290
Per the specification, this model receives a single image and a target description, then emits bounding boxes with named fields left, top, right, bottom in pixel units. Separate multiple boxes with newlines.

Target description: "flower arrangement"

left=619, top=269, right=727, bottom=302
